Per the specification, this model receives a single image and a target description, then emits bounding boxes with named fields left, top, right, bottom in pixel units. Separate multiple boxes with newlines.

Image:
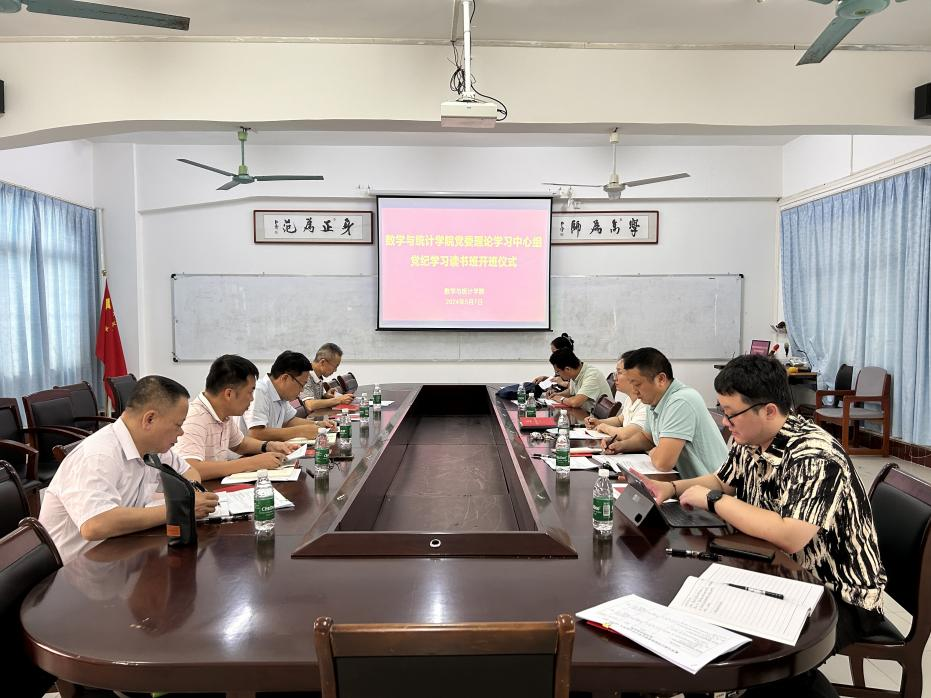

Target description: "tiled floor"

left=44, top=455, right=930, bottom=698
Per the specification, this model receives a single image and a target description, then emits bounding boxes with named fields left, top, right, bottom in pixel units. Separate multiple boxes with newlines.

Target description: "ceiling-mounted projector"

left=440, top=100, right=498, bottom=128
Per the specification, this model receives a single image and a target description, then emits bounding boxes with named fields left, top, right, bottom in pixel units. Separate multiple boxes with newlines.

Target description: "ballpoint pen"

left=202, top=513, right=251, bottom=524
left=726, top=583, right=784, bottom=600
left=665, top=548, right=721, bottom=562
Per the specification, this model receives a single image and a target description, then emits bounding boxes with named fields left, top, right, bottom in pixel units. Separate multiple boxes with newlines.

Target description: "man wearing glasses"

left=608, top=347, right=727, bottom=478
left=242, top=350, right=321, bottom=441
left=636, top=353, right=886, bottom=697
left=300, top=342, right=354, bottom=414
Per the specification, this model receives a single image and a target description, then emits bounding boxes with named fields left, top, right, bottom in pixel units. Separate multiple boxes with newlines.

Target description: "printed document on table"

left=542, top=456, right=600, bottom=471
left=546, top=428, right=603, bottom=440
left=698, top=563, right=824, bottom=615
left=220, top=466, right=302, bottom=485
left=577, top=594, right=750, bottom=674
left=284, top=444, right=307, bottom=462
left=539, top=378, right=554, bottom=390
left=212, top=488, right=294, bottom=517
left=669, top=576, right=812, bottom=645
left=593, top=453, right=674, bottom=476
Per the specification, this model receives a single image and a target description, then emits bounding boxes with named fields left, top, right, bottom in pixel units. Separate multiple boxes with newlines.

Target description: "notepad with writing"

left=698, top=563, right=824, bottom=616
left=668, top=565, right=824, bottom=645
left=577, top=595, right=750, bottom=674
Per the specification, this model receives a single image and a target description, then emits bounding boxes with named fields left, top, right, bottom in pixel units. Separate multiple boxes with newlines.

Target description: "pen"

left=190, top=481, right=207, bottom=493
left=726, top=583, right=784, bottom=600
left=202, top=513, right=251, bottom=524
left=665, top=548, right=721, bottom=562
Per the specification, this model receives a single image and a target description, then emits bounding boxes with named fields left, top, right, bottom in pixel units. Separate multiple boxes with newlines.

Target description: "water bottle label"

left=360, top=405, right=369, bottom=419
left=338, top=425, right=351, bottom=439
left=255, top=496, right=275, bottom=522
left=526, top=403, right=536, bottom=417
left=373, top=394, right=381, bottom=405
left=555, top=450, right=570, bottom=467
left=593, top=496, right=613, bottom=522
left=315, top=447, right=330, bottom=465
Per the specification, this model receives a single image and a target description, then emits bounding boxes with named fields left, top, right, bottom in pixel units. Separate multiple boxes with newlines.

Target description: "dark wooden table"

left=21, top=384, right=836, bottom=697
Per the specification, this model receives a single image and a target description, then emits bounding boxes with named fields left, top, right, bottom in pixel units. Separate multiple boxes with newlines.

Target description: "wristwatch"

left=260, top=441, right=269, bottom=453
left=707, top=489, right=725, bottom=514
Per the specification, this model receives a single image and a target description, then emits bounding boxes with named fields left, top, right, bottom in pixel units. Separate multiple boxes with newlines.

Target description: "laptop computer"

left=614, top=466, right=725, bottom=529
left=749, top=339, right=771, bottom=356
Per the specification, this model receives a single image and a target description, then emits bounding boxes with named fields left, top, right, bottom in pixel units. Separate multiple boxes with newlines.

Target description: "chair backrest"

left=106, top=373, right=137, bottom=418
left=868, top=464, right=931, bottom=620
left=835, top=363, right=854, bottom=393
left=315, top=615, right=574, bottom=698
left=606, top=372, right=616, bottom=396
left=54, top=381, right=100, bottom=431
left=52, top=439, right=83, bottom=464
left=854, top=367, right=890, bottom=407
left=337, top=372, right=358, bottom=394
left=0, top=462, right=30, bottom=539
left=591, top=394, right=617, bottom=420
left=0, top=518, right=62, bottom=697
left=21, top=389, right=83, bottom=461
left=0, top=398, right=24, bottom=443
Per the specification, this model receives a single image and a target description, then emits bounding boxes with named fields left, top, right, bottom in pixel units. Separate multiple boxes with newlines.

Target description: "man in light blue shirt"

left=611, top=347, right=727, bottom=479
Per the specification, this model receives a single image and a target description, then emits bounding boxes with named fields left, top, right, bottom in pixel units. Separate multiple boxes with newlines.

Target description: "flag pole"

left=95, top=209, right=111, bottom=415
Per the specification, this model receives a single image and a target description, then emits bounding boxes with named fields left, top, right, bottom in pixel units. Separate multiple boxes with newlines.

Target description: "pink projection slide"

left=378, top=198, right=551, bottom=329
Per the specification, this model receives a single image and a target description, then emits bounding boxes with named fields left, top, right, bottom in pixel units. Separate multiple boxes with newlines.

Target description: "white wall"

left=0, top=140, right=94, bottom=206
left=125, top=143, right=781, bottom=404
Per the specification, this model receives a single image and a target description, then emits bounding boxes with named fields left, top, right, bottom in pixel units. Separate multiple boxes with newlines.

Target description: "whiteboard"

left=171, top=274, right=742, bottom=362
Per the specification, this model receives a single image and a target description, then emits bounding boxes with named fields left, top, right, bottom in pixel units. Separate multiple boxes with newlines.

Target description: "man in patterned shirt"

left=639, top=354, right=887, bottom=697
left=299, top=342, right=354, bottom=413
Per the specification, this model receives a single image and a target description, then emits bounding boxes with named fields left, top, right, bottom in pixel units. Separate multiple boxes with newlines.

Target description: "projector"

left=440, top=100, right=497, bottom=129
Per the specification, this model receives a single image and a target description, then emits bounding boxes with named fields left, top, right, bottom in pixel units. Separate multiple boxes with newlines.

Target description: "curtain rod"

left=0, top=178, right=94, bottom=211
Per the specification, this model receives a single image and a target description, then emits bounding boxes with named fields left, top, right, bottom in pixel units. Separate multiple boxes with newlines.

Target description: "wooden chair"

left=52, top=438, right=84, bottom=464
left=798, top=363, right=854, bottom=418
left=591, top=394, right=621, bottom=420
left=815, top=366, right=891, bottom=456
left=336, top=372, right=358, bottom=394
left=834, top=463, right=931, bottom=698
left=0, top=461, right=31, bottom=539
left=0, top=398, right=43, bottom=515
left=20, top=389, right=92, bottom=485
left=53, top=381, right=116, bottom=432
left=104, top=373, right=137, bottom=418
left=314, top=614, right=575, bottom=698
left=606, top=371, right=616, bottom=396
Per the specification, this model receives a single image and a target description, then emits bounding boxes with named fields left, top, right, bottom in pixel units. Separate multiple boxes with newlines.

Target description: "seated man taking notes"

left=300, top=342, right=354, bottom=413
left=607, top=347, right=726, bottom=478
left=585, top=351, right=647, bottom=443
left=177, top=354, right=297, bottom=480
left=39, top=376, right=219, bottom=564
left=637, top=354, right=887, bottom=698
left=548, top=348, right=610, bottom=412
left=242, top=350, right=321, bottom=441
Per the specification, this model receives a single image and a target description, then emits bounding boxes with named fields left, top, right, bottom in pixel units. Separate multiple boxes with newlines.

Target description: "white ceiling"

left=1, top=0, right=930, bottom=48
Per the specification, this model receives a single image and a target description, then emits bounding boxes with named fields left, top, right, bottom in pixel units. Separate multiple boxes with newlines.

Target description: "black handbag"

left=144, top=454, right=197, bottom=546
left=495, top=382, right=544, bottom=400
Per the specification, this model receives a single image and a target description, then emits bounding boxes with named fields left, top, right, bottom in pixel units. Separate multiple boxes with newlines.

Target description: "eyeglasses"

left=716, top=402, right=767, bottom=424
left=285, top=373, right=304, bottom=387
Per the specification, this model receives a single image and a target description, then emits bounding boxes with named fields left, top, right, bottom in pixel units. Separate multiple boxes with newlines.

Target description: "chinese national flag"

left=96, top=282, right=127, bottom=404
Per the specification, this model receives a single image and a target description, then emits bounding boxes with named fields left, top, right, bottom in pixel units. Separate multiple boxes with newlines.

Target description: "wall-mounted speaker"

left=917, top=83, right=931, bottom=120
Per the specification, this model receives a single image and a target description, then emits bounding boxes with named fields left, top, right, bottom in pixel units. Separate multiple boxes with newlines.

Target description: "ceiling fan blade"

left=24, top=0, right=190, bottom=30
left=177, top=159, right=235, bottom=177
left=624, top=173, right=690, bottom=188
left=797, top=16, right=863, bottom=65
left=217, top=180, right=242, bottom=191
left=541, top=182, right=604, bottom=188
left=253, top=175, right=325, bottom=182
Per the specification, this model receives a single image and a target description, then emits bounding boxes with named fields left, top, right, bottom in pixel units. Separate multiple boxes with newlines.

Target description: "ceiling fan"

left=542, top=130, right=690, bottom=200
left=177, top=128, right=325, bottom=191
left=798, top=0, right=909, bottom=65
left=0, top=0, right=190, bottom=31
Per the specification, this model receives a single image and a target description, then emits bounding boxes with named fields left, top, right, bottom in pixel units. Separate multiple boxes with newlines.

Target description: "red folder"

left=519, top=416, right=557, bottom=430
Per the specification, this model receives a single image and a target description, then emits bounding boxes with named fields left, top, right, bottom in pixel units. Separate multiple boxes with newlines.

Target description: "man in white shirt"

left=242, top=350, right=322, bottom=441
left=177, top=354, right=297, bottom=480
left=299, top=342, right=354, bottom=413
left=548, top=348, right=611, bottom=412
left=39, top=376, right=218, bottom=564
left=584, top=351, right=648, bottom=446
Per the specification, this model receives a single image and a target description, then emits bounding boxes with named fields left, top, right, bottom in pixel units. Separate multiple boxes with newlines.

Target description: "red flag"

left=96, top=282, right=128, bottom=404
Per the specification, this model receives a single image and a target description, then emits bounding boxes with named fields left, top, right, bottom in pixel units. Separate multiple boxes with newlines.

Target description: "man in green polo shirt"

left=608, top=346, right=727, bottom=478
left=548, top=348, right=611, bottom=412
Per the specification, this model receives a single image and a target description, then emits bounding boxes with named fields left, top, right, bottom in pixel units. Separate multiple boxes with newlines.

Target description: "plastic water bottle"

left=254, top=470, right=275, bottom=533
left=554, top=433, right=570, bottom=479
left=593, top=468, right=614, bottom=536
left=314, top=430, right=331, bottom=475
left=517, top=382, right=527, bottom=412
left=359, top=392, right=370, bottom=427
left=336, top=409, right=352, bottom=458
left=525, top=393, right=537, bottom=418
left=557, top=410, right=570, bottom=440
left=372, top=384, right=382, bottom=412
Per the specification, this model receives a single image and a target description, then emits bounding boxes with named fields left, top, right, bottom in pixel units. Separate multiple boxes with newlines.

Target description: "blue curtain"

left=0, top=182, right=100, bottom=399
left=781, top=163, right=931, bottom=445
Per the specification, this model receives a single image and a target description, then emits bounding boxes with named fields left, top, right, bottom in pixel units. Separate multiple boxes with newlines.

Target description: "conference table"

left=21, top=383, right=836, bottom=697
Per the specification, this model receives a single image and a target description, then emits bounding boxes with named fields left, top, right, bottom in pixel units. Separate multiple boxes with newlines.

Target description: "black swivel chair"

left=0, top=461, right=31, bottom=538
left=0, top=398, right=43, bottom=515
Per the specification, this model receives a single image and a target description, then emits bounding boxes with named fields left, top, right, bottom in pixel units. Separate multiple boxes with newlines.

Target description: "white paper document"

left=541, top=456, right=600, bottom=471
left=210, top=488, right=295, bottom=517
left=593, top=453, right=674, bottom=476
left=669, top=575, right=815, bottom=646
left=284, top=444, right=307, bottom=462
left=546, top=428, right=603, bottom=440
left=539, top=378, right=554, bottom=390
left=220, top=466, right=302, bottom=485
left=698, top=563, right=825, bottom=616
left=577, top=595, right=751, bottom=675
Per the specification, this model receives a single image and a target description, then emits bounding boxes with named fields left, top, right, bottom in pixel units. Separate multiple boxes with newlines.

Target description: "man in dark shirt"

left=638, top=354, right=887, bottom=697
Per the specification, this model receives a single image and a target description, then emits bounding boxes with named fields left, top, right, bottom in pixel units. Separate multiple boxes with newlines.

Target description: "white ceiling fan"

left=542, top=130, right=690, bottom=200
left=798, top=0, right=910, bottom=65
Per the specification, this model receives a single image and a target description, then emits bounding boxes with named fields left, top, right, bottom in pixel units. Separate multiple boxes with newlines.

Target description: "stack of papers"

left=541, top=456, right=599, bottom=471
left=577, top=595, right=750, bottom=674
left=593, top=453, right=674, bottom=476
left=285, top=444, right=307, bottom=462
left=211, top=488, right=294, bottom=517
left=220, top=466, right=302, bottom=485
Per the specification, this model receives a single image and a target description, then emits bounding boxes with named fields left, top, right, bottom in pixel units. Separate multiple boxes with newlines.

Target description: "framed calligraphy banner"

left=551, top=210, right=658, bottom=245
left=253, top=210, right=373, bottom=244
